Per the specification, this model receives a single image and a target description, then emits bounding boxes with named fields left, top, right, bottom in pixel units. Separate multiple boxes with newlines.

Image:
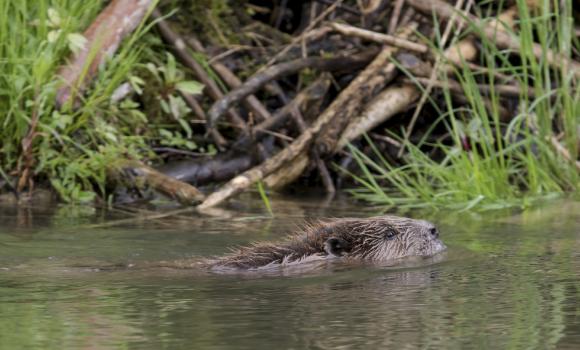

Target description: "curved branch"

left=207, top=49, right=378, bottom=129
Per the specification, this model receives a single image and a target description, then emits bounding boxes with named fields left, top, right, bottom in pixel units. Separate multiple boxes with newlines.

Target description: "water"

left=1, top=195, right=579, bottom=349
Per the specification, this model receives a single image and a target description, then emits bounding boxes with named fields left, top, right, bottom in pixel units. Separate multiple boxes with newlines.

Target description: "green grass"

left=347, top=0, right=579, bottom=211
left=0, top=1, right=157, bottom=202
left=0, top=0, right=217, bottom=204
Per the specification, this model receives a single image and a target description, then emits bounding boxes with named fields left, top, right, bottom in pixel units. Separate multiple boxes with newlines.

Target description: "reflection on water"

left=0, top=194, right=579, bottom=349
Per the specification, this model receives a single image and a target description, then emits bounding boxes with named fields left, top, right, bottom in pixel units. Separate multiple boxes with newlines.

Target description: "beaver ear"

left=324, top=237, right=350, bottom=257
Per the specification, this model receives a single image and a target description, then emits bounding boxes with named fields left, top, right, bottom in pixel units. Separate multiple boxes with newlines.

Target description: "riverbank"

left=1, top=0, right=578, bottom=211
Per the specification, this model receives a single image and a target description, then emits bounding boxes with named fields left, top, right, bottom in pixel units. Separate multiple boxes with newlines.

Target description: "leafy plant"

left=347, top=0, right=579, bottom=210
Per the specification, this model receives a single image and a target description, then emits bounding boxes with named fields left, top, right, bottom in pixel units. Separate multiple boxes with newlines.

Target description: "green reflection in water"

left=0, top=196, right=579, bottom=349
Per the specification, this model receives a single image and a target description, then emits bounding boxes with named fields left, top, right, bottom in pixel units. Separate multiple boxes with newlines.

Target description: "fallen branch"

left=330, top=22, right=428, bottom=53
left=152, top=9, right=247, bottom=131
left=409, top=77, right=536, bottom=99
left=233, top=75, right=332, bottom=149
left=387, top=0, right=405, bottom=34
left=207, top=49, right=378, bottom=129
left=157, top=153, right=256, bottom=186
left=186, top=37, right=273, bottom=124
left=112, top=160, right=205, bottom=205
left=337, top=84, right=420, bottom=149
left=317, top=24, right=418, bottom=154
left=197, top=109, right=330, bottom=209
left=56, top=0, right=153, bottom=108
left=275, top=77, right=336, bottom=193
left=406, top=0, right=580, bottom=79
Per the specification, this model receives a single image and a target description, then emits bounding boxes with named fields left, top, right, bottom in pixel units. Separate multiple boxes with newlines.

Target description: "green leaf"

left=47, top=8, right=61, bottom=27
left=129, top=75, right=145, bottom=95
left=177, top=118, right=193, bottom=139
left=77, top=190, right=96, bottom=203
left=159, top=129, right=173, bottom=139
left=166, top=53, right=177, bottom=82
left=175, top=81, right=204, bottom=95
left=67, top=33, right=87, bottom=53
left=47, top=29, right=61, bottom=43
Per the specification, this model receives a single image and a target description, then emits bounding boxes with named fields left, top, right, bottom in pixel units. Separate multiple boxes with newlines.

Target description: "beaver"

left=205, top=215, right=446, bottom=271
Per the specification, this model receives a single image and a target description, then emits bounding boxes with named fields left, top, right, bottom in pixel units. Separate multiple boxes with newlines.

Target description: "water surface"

left=1, top=195, right=579, bottom=349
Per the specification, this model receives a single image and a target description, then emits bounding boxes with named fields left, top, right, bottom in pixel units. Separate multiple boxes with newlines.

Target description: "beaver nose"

left=429, top=226, right=439, bottom=239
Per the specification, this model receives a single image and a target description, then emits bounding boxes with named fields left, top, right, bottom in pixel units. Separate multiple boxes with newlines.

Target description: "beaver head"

left=208, top=215, right=446, bottom=270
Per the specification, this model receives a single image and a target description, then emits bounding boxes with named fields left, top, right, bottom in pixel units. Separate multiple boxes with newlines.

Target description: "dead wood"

left=264, top=153, right=311, bottom=190
left=409, top=77, right=536, bottom=99
left=197, top=24, right=417, bottom=209
left=313, top=0, right=361, bottom=15
left=179, top=93, right=228, bottom=148
left=264, top=76, right=335, bottom=192
left=207, top=49, right=378, bottom=129
left=233, top=75, right=332, bottom=150
left=406, top=0, right=580, bottom=79
left=337, top=84, right=420, bottom=149
left=330, top=22, right=428, bottom=53
left=317, top=24, right=418, bottom=155
left=197, top=124, right=316, bottom=209
left=56, top=0, right=153, bottom=108
left=186, top=37, right=273, bottom=123
left=152, top=9, right=247, bottom=131
left=263, top=0, right=344, bottom=69
left=157, top=153, right=256, bottom=186
left=198, top=75, right=355, bottom=209
left=112, top=160, right=205, bottom=205
left=388, top=0, right=405, bottom=34
left=287, top=97, right=336, bottom=194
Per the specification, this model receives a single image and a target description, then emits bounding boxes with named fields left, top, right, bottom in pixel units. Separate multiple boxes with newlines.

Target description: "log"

left=112, top=160, right=205, bottom=205
left=337, top=84, right=420, bottom=149
left=317, top=24, right=418, bottom=154
left=56, top=0, right=153, bottom=108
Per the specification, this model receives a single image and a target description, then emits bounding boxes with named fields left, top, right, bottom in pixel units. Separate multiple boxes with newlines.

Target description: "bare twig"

left=179, top=93, right=227, bottom=148
left=186, top=37, right=273, bottom=123
left=409, top=77, right=536, bottom=99
left=388, top=0, right=405, bottom=34
left=287, top=92, right=336, bottom=193
left=262, top=0, right=344, bottom=69
left=330, top=22, right=428, bottom=53
left=313, top=0, right=361, bottom=15
left=233, top=76, right=332, bottom=149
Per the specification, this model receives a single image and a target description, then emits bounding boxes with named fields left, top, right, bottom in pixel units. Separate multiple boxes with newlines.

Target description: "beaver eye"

left=429, top=227, right=439, bottom=238
left=385, top=230, right=397, bottom=240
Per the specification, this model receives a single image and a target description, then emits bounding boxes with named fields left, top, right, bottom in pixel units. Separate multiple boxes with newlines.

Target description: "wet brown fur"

left=206, top=216, right=445, bottom=270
